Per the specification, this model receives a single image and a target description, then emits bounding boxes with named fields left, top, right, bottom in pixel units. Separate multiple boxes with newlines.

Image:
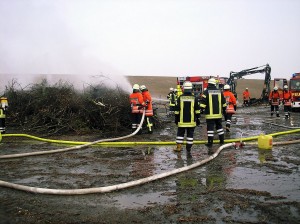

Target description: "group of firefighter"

left=241, top=85, right=293, bottom=118
left=163, top=80, right=293, bottom=154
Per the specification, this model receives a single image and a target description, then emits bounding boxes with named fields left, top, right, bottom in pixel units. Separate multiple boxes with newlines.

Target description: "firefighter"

left=167, top=87, right=176, bottom=115
left=129, top=84, right=146, bottom=133
left=269, top=86, right=281, bottom=117
left=140, top=85, right=154, bottom=133
left=174, top=81, right=201, bottom=154
left=223, top=84, right=237, bottom=132
left=282, top=85, right=292, bottom=119
left=0, top=96, right=8, bottom=133
left=242, top=88, right=250, bottom=107
left=200, top=78, right=227, bottom=147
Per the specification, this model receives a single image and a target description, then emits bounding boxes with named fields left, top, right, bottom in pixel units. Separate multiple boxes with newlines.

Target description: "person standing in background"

left=242, top=88, right=250, bottom=107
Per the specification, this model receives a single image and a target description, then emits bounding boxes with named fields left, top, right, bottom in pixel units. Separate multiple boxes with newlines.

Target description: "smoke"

left=0, top=1, right=132, bottom=94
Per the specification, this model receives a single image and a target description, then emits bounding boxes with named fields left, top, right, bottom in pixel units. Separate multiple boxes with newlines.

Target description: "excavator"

left=226, top=64, right=286, bottom=104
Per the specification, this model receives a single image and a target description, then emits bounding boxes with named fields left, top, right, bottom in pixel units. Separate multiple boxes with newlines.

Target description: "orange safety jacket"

left=223, top=90, right=237, bottom=114
left=129, top=92, right=145, bottom=113
left=282, top=90, right=292, bottom=106
left=269, top=91, right=281, bottom=106
left=141, top=90, right=153, bottom=116
left=243, top=90, right=250, bottom=100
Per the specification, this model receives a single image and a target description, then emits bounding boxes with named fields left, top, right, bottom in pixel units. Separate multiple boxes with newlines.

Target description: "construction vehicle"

left=290, top=73, right=300, bottom=111
left=227, top=64, right=287, bottom=104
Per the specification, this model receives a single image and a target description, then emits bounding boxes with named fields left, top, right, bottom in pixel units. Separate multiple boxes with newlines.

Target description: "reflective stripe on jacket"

left=142, top=90, right=153, bottom=116
left=200, top=86, right=227, bottom=119
left=174, top=93, right=200, bottom=127
left=269, top=91, right=281, bottom=106
left=282, top=90, right=292, bottom=106
left=129, top=92, right=145, bottom=113
left=223, top=90, right=236, bottom=114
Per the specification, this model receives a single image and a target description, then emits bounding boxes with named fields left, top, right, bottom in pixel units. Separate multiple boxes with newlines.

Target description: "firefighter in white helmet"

left=0, top=96, right=8, bottom=133
left=167, top=87, right=176, bottom=115
left=223, top=84, right=237, bottom=132
left=269, top=86, right=281, bottom=117
left=174, top=81, right=201, bottom=154
left=282, top=85, right=292, bottom=119
left=200, top=78, right=227, bottom=147
left=129, top=84, right=146, bottom=133
left=140, top=85, right=154, bottom=133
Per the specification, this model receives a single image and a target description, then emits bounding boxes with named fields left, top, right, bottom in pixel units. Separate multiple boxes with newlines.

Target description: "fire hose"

left=0, top=139, right=299, bottom=195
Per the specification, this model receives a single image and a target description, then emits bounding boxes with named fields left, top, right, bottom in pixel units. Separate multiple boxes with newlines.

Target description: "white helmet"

left=140, top=85, right=147, bottom=91
left=133, top=84, right=140, bottom=90
left=246, top=87, right=248, bottom=90
left=284, top=85, right=288, bottom=89
left=224, top=84, right=230, bottom=90
left=183, top=81, right=193, bottom=90
left=274, top=86, right=278, bottom=91
left=170, top=87, right=174, bottom=91
left=208, top=78, right=216, bottom=85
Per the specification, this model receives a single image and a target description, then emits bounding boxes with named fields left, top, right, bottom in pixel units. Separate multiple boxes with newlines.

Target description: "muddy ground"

left=0, top=103, right=300, bottom=224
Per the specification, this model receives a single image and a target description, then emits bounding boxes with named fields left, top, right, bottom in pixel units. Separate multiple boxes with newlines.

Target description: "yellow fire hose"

left=0, top=109, right=145, bottom=159
left=0, top=139, right=299, bottom=195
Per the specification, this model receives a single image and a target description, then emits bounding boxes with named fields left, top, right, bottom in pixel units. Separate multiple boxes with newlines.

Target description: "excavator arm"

left=227, top=64, right=271, bottom=102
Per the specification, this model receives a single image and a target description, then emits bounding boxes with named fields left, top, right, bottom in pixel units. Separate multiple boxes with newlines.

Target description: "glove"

left=196, top=118, right=200, bottom=126
left=234, top=105, right=237, bottom=111
left=269, top=100, right=272, bottom=105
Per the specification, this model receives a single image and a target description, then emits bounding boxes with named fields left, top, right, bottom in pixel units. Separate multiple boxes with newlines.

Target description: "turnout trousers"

left=206, top=118, right=224, bottom=145
left=176, top=127, right=195, bottom=150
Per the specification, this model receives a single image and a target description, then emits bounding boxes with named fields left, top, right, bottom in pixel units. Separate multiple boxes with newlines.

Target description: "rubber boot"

left=219, top=134, right=224, bottom=145
left=186, top=144, right=192, bottom=153
left=205, top=137, right=213, bottom=148
left=225, top=125, right=230, bottom=132
left=174, top=143, right=182, bottom=152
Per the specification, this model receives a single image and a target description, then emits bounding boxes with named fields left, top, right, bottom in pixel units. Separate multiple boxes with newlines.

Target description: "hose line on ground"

left=262, top=121, right=300, bottom=129
left=0, top=128, right=299, bottom=159
left=0, top=110, right=145, bottom=159
left=0, top=139, right=299, bottom=195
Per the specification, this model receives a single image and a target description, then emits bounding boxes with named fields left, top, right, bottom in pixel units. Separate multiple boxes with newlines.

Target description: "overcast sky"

left=0, top=0, right=299, bottom=82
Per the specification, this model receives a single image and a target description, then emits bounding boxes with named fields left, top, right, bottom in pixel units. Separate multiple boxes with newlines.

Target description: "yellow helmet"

left=208, top=78, right=216, bottom=85
left=133, top=84, right=140, bottom=90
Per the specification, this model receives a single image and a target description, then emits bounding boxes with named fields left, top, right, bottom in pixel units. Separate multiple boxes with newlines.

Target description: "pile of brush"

left=4, top=79, right=132, bottom=136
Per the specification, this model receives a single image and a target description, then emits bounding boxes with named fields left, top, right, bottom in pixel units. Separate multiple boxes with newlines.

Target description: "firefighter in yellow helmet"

left=174, top=81, right=201, bottom=154
left=200, top=78, right=227, bottom=147
left=129, top=84, right=146, bottom=134
left=0, top=96, right=8, bottom=133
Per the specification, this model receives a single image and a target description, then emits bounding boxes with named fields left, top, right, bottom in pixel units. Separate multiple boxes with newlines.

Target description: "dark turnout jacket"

left=200, top=85, right=227, bottom=119
left=174, top=92, right=201, bottom=127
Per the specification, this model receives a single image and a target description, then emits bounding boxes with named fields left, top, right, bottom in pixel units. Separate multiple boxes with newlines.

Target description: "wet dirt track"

left=0, top=104, right=300, bottom=224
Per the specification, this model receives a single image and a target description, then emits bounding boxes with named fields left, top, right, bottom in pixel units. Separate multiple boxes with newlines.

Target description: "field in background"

left=126, top=76, right=276, bottom=101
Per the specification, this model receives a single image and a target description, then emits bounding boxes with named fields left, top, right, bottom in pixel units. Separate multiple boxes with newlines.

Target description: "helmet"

left=246, top=87, right=248, bottom=90
left=133, top=84, right=140, bottom=90
left=183, top=81, right=193, bottom=90
left=170, top=87, right=174, bottom=91
left=140, top=85, right=147, bottom=91
left=224, top=84, right=230, bottom=90
left=208, top=78, right=216, bottom=85
left=273, top=86, right=278, bottom=91
left=284, top=85, right=288, bottom=89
